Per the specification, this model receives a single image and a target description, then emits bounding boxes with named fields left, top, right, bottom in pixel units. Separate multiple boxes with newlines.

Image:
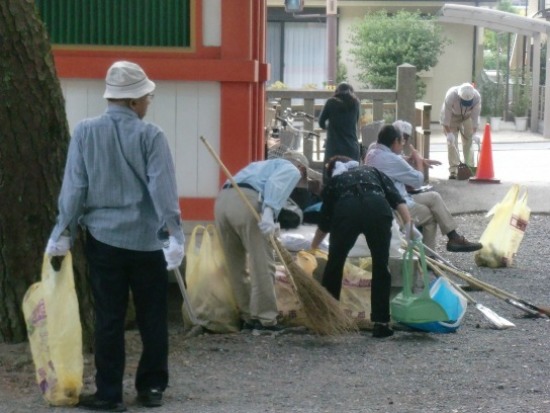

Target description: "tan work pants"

left=447, top=115, right=474, bottom=175
left=214, top=188, right=279, bottom=326
left=409, top=191, right=457, bottom=251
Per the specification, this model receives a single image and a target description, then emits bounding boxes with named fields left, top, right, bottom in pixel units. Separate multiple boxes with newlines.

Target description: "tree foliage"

left=483, top=0, right=519, bottom=71
left=348, top=10, right=450, bottom=98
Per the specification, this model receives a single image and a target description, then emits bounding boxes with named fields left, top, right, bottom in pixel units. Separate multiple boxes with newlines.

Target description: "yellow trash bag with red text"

left=475, top=184, right=531, bottom=268
left=22, top=253, right=83, bottom=406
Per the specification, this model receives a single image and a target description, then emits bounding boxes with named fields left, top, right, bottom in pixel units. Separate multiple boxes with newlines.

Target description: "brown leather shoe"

left=446, top=236, right=482, bottom=252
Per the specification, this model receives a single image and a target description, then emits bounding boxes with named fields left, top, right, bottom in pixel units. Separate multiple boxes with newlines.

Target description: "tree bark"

left=0, top=0, right=93, bottom=344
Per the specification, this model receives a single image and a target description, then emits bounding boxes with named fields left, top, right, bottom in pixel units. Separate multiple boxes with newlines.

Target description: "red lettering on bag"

left=342, top=279, right=372, bottom=288
left=510, top=215, right=528, bottom=232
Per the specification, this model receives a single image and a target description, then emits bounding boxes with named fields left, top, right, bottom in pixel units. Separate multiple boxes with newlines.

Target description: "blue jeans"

left=85, top=232, right=169, bottom=402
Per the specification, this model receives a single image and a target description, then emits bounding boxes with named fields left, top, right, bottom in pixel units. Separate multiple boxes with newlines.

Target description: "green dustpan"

left=391, top=239, right=449, bottom=324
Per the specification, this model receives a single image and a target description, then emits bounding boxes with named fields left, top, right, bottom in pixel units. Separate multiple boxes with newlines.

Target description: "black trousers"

left=322, top=195, right=393, bottom=323
left=85, top=233, right=169, bottom=402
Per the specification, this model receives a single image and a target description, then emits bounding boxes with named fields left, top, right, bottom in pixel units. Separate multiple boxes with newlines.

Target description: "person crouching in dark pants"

left=310, top=156, right=421, bottom=338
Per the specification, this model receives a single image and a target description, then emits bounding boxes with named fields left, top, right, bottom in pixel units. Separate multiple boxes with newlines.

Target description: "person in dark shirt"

left=319, top=83, right=361, bottom=182
left=310, top=156, right=419, bottom=338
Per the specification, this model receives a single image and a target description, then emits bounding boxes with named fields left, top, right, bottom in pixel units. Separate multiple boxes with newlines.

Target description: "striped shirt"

left=50, top=105, right=184, bottom=251
left=223, top=159, right=301, bottom=215
left=365, top=143, right=424, bottom=207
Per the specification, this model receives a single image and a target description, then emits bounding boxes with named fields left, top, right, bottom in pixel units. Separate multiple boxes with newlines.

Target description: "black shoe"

left=449, top=174, right=457, bottom=180
left=372, top=323, right=394, bottom=338
left=241, top=319, right=257, bottom=331
left=137, top=388, right=163, bottom=408
left=244, top=319, right=287, bottom=334
left=447, top=236, right=482, bottom=252
left=78, top=394, right=126, bottom=412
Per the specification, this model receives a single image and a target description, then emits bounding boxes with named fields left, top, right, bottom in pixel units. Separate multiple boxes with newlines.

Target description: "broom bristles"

left=274, top=239, right=357, bottom=335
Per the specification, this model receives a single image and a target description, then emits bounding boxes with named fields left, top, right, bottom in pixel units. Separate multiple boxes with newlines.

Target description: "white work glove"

left=446, top=132, right=456, bottom=145
left=163, top=235, right=185, bottom=270
left=45, top=235, right=71, bottom=256
left=258, top=207, right=277, bottom=235
left=472, top=134, right=481, bottom=144
left=405, top=224, right=423, bottom=242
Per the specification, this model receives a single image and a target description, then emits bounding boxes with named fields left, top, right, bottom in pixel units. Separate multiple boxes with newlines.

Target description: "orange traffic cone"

left=469, top=123, right=500, bottom=184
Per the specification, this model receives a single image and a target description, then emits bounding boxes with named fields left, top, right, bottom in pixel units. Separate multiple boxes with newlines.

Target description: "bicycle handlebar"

left=281, top=109, right=316, bottom=120
left=274, top=117, right=320, bottom=138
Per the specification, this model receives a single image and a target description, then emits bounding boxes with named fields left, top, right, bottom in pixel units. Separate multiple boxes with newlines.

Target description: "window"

left=35, top=0, right=192, bottom=48
left=267, top=8, right=327, bottom=88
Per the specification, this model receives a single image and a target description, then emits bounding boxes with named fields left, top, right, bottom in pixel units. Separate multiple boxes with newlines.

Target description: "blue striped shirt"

left=365, top=143, right=424, bottom=207
left=50, top=105, right=184, bottom=251
left=224, top=159, right=301, bottom=215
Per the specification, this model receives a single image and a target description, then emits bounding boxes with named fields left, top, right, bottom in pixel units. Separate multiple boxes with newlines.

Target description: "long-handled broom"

left=422, top=258, right=515, bottom=329
left=422, top=244, right=550, bottom=319
left=200, top=136, right=356, bottom=335
left=392, top=214, right=515, bottom=328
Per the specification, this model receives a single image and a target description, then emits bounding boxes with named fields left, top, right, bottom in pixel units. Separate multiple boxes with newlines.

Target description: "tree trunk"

left=0, top=0, right=93, bottom=344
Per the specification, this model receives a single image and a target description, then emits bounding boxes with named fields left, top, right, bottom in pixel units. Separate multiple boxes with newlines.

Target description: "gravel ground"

left=1, top=213, right=550, bottom=413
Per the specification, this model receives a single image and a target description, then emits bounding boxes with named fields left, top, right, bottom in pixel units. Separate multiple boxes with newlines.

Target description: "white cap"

left=458, top=83, right=475, bottom=101
left=393, top=120, right=413, bottom=136
left=103, top=61, right=156, bottom=99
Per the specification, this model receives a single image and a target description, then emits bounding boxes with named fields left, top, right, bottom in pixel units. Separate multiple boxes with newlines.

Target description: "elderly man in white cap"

left=440, top=83, right=482, bottom=179
left=45, top=61, right=184, bottom=410
left=392, top=120, right=442, bottom=175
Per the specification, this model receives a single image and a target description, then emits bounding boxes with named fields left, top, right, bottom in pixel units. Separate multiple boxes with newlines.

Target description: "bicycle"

left=267, top=107, right=320, bottom=159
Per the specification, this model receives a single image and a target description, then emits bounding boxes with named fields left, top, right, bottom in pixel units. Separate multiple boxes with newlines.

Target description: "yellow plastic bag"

left=185, top=224, right=240, bottom=333
left=274, top=265, right=307, bottom=326
left=308, top=249, right=373, bottom=326
left=475, top=184, right=531, bottom=268
left=340, top=261, right=372, bottom=328
left=274, top=250, right=373, bottom=329
left=22, top=253, right=83, bottom=406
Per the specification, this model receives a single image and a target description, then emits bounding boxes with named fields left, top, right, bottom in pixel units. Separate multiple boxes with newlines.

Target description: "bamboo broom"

left=200, top=136, right=356, bottom=335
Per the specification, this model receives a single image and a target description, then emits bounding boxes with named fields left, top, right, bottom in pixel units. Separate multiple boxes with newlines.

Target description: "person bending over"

left=310, top=156, right=418, bottom=338
left=214, top=157, right=307, bottom=332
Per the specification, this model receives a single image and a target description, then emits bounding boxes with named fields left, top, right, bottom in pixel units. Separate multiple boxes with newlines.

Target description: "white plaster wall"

left=59, top=79, right=221, bottom=198
left=202, top=0, right=221, bottom=46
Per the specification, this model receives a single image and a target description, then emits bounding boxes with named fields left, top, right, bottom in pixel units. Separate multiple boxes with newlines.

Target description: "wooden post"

left=396, top=64, right=416, bottom=127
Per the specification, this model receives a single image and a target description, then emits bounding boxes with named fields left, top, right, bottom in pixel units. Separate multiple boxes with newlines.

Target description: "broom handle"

left=420, top=257, right=475, bottom=304
left=451, top=140, right=475, bottom=174
left=199, top=136, right=298, bottom=293
left=425, top=255, right=546, bottom=318
left=423, top=258, right=515, bottom=329
left=173, top=267, right=200, bottom=326
left=422, top=243, right=550, bottom=318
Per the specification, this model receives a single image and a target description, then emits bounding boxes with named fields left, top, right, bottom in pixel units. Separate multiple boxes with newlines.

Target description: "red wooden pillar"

left=219, top=0, right=268, bottom=178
